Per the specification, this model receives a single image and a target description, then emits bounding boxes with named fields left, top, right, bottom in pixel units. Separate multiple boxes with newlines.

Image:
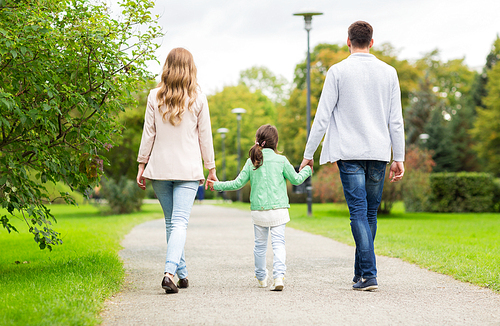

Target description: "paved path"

left=101, top=205, right=500, bottom=325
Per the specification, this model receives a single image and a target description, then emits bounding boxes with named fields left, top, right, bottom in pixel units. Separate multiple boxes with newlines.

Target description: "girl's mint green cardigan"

left=213, top=148, right=312, bottom=211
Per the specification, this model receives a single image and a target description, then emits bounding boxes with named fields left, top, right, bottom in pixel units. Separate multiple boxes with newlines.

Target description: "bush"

left=493, top=179, right=500, bottom=212
left=429, top=172, right=496, bottom=212
left=403, top=145, right=435, bottom=212
left=100, top=177, right=144, bottom=214
left=311, top=163, right=345, bottom=203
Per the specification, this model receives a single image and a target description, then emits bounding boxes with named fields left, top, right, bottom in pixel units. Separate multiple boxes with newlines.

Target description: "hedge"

left=429, top=172, right=496, bottom=212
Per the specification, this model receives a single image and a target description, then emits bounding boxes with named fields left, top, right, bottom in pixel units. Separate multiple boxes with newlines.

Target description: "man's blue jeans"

left=337, top=160, right=386, bottom=279
left=151, top=180, right=199, bottom=279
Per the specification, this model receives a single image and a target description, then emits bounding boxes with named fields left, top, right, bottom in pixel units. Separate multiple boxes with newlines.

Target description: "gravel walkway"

left=101, top=204, right=500, bottom=325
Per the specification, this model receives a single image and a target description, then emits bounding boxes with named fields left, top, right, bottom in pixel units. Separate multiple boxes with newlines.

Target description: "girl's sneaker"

left=270, top=277, right=284, bottom=291
left=256, top=270, right=268, bottom=288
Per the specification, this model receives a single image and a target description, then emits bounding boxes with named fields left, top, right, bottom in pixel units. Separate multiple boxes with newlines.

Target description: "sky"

left=114, top=0, right=500, bottom=95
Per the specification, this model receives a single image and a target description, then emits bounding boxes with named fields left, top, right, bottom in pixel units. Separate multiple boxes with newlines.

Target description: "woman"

left=136, top=48, right=217, bottom=294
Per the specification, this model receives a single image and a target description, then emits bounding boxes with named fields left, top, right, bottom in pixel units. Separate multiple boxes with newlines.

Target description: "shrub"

left=429, top=172, right=496, bottom=212
left=493, top=179, right=500, bottom=212
left=100, top=177, right=144, bottom=214
left=311, top=163, right=345, bottom=203
left=403, top=145, right=435, bottom=212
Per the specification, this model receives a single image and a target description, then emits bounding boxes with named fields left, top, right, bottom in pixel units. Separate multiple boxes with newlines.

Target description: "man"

left=300, top=21, right=405, bottom=291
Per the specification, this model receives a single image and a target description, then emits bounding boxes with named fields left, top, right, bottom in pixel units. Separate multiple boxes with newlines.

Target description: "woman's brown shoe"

left=161, top=276, right=178, bottom=293
left=177, top=278, right=189, bottom=289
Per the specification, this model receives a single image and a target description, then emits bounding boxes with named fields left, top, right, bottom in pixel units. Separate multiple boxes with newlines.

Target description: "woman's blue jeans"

left=151, top=180, right=199, bottom=279
left=338, top=160, right=386, bottom=279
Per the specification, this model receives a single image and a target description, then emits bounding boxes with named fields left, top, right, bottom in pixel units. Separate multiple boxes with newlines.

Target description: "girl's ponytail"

left=249, top=125, right=278, bottom=170
left=249, top=142, right=264, bottom=169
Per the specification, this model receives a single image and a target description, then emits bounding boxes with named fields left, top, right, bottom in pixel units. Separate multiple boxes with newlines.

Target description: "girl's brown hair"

left=249, top=125, right=279, bottom=170
left=156, top=48, right=198, bottom=126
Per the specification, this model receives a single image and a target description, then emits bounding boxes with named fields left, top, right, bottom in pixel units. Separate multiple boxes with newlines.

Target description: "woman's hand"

left=205, top=168, right=218, bottom=190
left=136, top=163, right=147, bottom=190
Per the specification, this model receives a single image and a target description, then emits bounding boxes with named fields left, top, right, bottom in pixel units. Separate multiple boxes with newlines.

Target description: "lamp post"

left=217, top=128, right=229, bottom=200
left=294, top=9, right=323, bottom=217
left=231, top=108, right=246, bottom=201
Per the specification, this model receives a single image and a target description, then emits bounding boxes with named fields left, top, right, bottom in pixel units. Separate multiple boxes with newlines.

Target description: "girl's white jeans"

left=253, top=223, right=286, bottom=280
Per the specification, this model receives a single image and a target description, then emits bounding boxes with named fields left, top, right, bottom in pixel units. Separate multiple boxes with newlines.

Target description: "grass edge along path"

left=0, top=203, right=163, bottom=326
left=218, top=201, right=500, bottom=293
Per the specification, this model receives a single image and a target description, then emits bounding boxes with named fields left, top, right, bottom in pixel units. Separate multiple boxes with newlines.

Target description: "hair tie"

left=255, top=141, right=259, bottom=146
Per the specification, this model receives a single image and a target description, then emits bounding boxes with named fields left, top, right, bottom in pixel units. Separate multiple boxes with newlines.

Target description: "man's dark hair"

left=348, top=21, right=373, bottom=49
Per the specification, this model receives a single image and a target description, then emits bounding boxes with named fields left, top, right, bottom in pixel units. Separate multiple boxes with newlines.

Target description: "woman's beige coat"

left=137, top=88, right=215, bottom=184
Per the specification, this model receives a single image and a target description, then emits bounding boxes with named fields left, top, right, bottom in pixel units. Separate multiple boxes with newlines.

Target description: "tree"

left=102, top=80, right=157, bottom=181
left=405, top=50, right=478, bottom=172
left=471, top=51, right=500, bottom=176
left=0, top=0, right=162, bottom=250
left=208, top=84, right=277, bottom=180
left=239, top=66, right=288, bottom=106
left=423, top=108, right=458, bottom=172
left=469, top=36, right=500, bottom=111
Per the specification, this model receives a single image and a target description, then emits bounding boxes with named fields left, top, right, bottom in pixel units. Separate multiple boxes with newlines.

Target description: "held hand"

left=206, top=179, right=215, bottom=191
left=389, top=161, right=405, bottom=183
left=205, top=168, right=218, bottom=190
left=136, top=164, right=147, bottom=190
left=300, top=158, right=314, bottom=173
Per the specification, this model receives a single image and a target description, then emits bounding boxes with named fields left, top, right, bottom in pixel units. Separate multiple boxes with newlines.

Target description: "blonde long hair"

left=156, top=48, right=198, bottom=126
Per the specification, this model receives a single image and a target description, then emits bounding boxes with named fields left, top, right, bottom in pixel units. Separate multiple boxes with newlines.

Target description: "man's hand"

left=389, top=161, right=405, bottom=182
left=205, top=168, right=218, bottom=190
left=136, top=163, right=146, bottom=190
left=299, top=158, right=314, bottom=173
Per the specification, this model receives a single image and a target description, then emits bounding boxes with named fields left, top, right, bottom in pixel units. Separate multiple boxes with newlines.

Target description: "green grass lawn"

left=0, top=204, right=163, bottom=326
left=219, top=201, right=500, bottom=292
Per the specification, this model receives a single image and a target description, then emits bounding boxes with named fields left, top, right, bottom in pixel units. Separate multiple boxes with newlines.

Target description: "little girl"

left=207, top=125, right=311, bottom=291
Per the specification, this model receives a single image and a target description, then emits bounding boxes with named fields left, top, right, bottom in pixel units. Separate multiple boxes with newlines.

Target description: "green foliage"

left=429, top=172, right=496, bottom=212
left=101, top=176, right=145, bottom=214
left=405, top=50, right=478, bottom=173
left=423, top=108, right=458, bottom=172
left=102, top=80, right=157, bottom=181
left=284, top=202, right=500, bottom=292
left=471, top=39, right=500, bottom=176
left=0, top=0, right=162, bottom=249
left=0, top=204, right=163, bottom=325
left=470, top=36, right=500, bottom=111
left=239, top=66, right=288, bottom=105
left=208, top=84, right=277, bottom=179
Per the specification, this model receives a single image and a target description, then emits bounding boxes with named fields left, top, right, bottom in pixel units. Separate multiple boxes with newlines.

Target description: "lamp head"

left=293, top=10, right=323, bottom=31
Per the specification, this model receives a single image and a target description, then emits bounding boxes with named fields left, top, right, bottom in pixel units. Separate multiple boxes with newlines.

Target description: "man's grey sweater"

left=304, top=53, right=405, bottom=163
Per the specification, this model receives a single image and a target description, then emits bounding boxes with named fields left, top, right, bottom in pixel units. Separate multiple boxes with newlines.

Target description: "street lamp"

left=231, top=107, right=246, bottom=202
left=294, top=9, right=323, bottom=217
left=217, top=128, right=229, bottom=200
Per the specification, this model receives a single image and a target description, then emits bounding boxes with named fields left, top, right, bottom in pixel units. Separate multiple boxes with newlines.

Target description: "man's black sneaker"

left=353, top=278, right=378, bottom=291
left=352, top=275, right=361, bottom=284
